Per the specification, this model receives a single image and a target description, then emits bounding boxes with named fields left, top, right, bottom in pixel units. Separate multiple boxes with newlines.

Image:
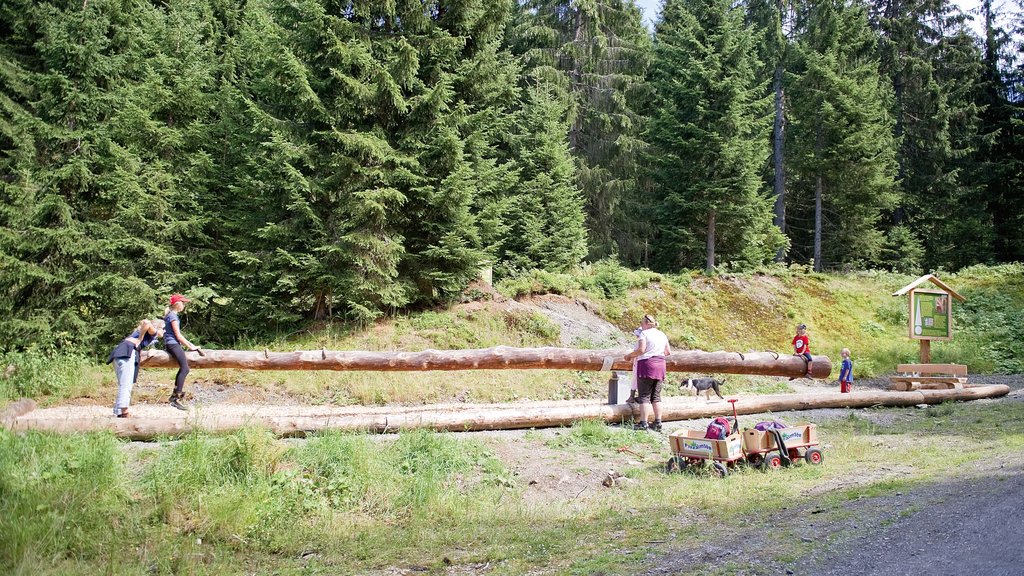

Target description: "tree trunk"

left=705, top=209, right=716, bottom=274
left=773, top=60, right=787, bottom=262
left=9, top=385, right=1009, bottom=440
left=814, top=123, right=824, bottom=271
left=814, top=173, right=823, bottom=271
left=141, top=347, right=833, bottom=378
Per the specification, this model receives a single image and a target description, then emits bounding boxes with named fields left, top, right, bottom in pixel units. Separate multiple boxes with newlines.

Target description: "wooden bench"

left=889, top=363, right=968, bottom=391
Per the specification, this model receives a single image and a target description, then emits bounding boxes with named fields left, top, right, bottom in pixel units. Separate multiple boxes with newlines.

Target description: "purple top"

left=163, top=310, right=181, bottom=346
left=636, top=356, right=666, bottom=381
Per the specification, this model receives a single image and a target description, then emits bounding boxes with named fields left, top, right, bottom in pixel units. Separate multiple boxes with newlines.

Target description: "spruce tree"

left=748, top=0, right=802, bottom=262
left=0, top=0, right=208, bottom=351
left=975, top=0, right=1024, bottom=263
left=222, top=0, right=531, bottom=327
left=645, top=0, right=779, bottom=273
left=786, top=0, right=898, bottom=270
left=514, top=0, right=650, bottom=262
left=494, top=82, right=587, bottom=276
left=869, top=0, right=992, bottom=272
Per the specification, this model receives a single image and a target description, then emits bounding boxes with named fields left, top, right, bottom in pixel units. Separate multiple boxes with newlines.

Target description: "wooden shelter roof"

left=891, top=274, right=966, bottom=301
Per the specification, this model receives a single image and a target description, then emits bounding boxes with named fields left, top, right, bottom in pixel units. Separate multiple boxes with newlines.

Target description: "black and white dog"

left=680, top=377, right=726, bottom=400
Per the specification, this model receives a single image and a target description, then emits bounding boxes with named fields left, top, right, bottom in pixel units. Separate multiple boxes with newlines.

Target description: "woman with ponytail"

left=163, top=294, right=200, bottom=410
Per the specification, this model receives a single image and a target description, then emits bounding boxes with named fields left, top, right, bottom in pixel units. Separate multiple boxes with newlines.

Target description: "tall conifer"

left=0, top=0, right=207, bottom=350
left=869, top=0, right=992, bottom=271
left=515, top=0, right=650, bottom=262
left=645, top=0, right=779, bottom=272
left=786, top=0, right=898, bottom=270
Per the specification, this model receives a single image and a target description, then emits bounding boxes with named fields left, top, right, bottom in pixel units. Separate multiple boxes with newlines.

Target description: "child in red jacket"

left=792, top=324, right=813, bottom=378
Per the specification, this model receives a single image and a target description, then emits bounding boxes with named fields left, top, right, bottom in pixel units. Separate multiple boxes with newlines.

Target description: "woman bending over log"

left=108, top=318, right=165, bottom=418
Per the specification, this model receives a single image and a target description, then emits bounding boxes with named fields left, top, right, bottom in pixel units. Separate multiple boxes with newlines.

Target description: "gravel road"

left=808, top=462, right=1024, bottom=576
left=643, top=373, right=1024, bottom=576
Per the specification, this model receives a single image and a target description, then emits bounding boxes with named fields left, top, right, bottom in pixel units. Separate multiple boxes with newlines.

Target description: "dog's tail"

left=715, top=379, right=726, bottom=399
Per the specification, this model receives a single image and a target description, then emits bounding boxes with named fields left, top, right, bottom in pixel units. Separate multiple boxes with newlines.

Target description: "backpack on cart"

left=704, top=417, right=732, bottom=439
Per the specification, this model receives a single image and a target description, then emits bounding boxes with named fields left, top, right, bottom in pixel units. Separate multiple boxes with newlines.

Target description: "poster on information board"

left=910, top=289, right=952, bottom=340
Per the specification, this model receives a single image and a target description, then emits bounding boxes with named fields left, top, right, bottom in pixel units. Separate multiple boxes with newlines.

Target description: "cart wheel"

left=712, top=462, right=729, bottom=478
left=804, top=447, right=824, bottom=465
left=762, top=453, right=783, bottom=470
left=666, top=456, right=688, bottom=473
left=746, top=454, right=764, bottom=467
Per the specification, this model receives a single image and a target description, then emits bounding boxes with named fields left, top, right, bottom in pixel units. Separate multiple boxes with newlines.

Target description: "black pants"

left=167, top=343, right=190, bottom=399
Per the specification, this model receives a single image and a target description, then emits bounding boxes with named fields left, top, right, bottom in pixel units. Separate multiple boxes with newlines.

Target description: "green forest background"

left=2, top=0, right=1022, bottom=353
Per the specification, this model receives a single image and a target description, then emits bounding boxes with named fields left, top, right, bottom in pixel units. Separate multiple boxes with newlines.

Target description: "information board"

left=911, top=290, right=951, bottom=340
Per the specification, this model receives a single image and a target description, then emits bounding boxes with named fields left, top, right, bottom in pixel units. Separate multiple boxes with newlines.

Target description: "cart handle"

left=728, top=398, right=740, bottom=432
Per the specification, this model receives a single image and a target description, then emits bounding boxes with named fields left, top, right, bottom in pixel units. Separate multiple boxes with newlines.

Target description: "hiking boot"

left=169, top=398, right=188, bottom=411
left=633, top=422, right=649, bottom=431
left=652, top=421, right=663, bottom=432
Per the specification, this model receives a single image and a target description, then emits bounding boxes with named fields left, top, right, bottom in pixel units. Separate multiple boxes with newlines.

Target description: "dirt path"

left=809, top=463, right=1024, bottom=576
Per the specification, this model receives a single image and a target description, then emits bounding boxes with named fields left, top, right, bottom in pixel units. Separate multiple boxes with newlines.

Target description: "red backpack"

left=705, top=417, right=732, bottom=440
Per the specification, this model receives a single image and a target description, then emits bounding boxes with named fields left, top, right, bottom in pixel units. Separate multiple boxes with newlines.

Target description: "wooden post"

left=919, top=340, right=931, bottom=364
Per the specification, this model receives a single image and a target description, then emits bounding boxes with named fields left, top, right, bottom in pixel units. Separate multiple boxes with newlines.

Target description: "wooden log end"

left=1, top=398, right=38, bottom=428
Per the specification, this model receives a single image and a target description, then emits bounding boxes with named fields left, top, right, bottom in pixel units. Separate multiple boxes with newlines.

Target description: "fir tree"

left=494, top=82, right=587, bottom=276
left=869, top=0, right=992, bottom=272
left=786, top=0, right=898, bottom=270
left=976, top=0, right=1024, bottom=263
left=514, top=0, right=650, bottom=262
left=645, top=0, right=779, bottom=273
left=748, top=0, right=801, bottom=262
left=223, top=0, right=523, bottom=327
left=0, top=0, right=208, bottom=351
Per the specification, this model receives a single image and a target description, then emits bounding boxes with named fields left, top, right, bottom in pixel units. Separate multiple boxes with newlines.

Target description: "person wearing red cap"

left=163, top=294, right=199, bottom=410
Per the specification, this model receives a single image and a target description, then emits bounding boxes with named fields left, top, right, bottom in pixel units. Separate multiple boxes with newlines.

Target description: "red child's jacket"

left=792, top=334, right=810, bottom=355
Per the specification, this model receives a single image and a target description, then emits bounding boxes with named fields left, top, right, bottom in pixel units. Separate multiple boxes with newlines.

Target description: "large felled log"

left=8, top=385, right=1009, bottom=440
left=140, top=346, right=832, bottom=378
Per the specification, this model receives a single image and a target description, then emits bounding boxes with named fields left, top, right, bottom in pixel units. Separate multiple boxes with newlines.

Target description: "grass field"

left=2, top=398, right=1023, bottom=574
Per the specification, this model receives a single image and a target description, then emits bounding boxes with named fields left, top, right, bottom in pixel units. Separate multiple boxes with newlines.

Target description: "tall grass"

left=3, top=397, right=1024, bottom=574
left=0, top=349, right=95, bottom=403
left=0, top=431, right=131, bottom=573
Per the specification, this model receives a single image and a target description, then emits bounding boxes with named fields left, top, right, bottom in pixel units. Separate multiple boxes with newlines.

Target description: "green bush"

left=495, top=269, right=578, bottom=298
left=0, top=349, right=90, bottom=402
left=579, top=259, right=631, bottom=298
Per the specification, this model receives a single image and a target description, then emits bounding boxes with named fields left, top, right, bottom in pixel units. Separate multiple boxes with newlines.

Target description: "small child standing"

left=839, top=348, right=853, bottom=393
left=792, top=323, right=813, bottom=378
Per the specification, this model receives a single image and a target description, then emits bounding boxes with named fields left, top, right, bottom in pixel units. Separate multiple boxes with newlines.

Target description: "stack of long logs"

left=3, top=347, right=1010, bottom=439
